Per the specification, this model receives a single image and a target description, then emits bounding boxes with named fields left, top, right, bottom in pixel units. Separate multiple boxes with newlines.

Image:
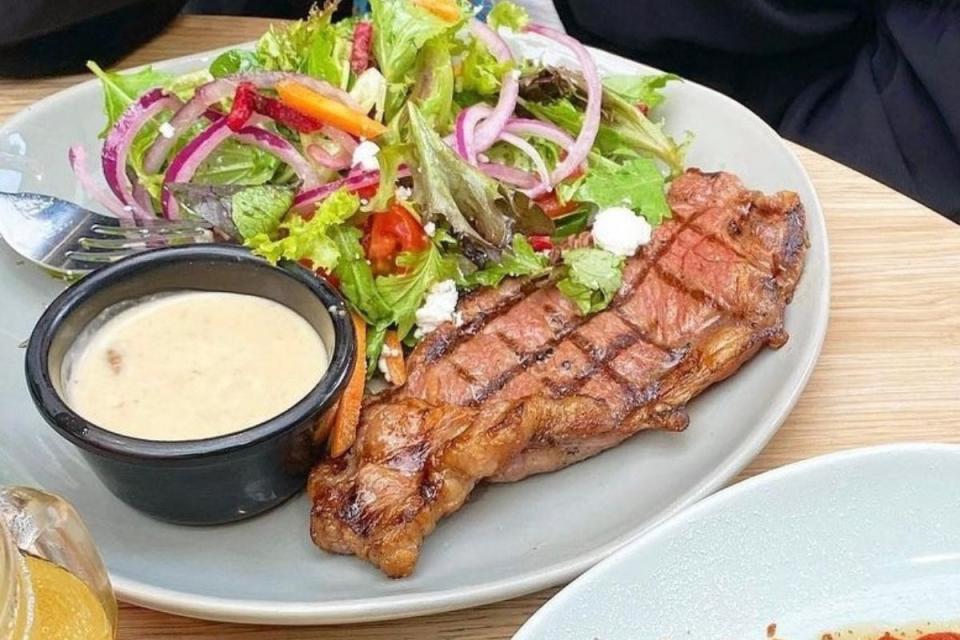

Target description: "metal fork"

left=0, top=192, right=214, bottom=278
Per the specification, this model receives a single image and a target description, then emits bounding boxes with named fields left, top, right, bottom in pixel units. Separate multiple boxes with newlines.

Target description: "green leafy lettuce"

left=465, top=234, right=551, bottom=288
left=576, top=156, right=670, bottom=223
left=231, top=185, right=295, bottom=239
left=410, top=37, right=455, bottom=130
left=247, top=189, right=360, bottom=271
left=377, top=241, right=462, bottom=339
left=459, top=37, right=512, bottom=96
left=602, top=73, right=679, bottom=110
left=209, top=49, right=260, bottom=78
left=487, top=1, right=529, bottom=30
left=254, top=3, right=352, bottom=86
left=556, top=248, right=625, bottom=314
left=87, top=61, right=173, bottom=136
left=371, top=0, right=455, bottom=84
left=193, top=138, right=282, bottom=186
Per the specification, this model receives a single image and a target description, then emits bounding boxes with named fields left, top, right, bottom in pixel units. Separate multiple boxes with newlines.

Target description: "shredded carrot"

left=410, top=0, right=461, bottom=22
left=276, top=80, right=387, bottom=140
left=382, top=330, right=407, bottom=387
left=329, top=312, right=367, bottom=458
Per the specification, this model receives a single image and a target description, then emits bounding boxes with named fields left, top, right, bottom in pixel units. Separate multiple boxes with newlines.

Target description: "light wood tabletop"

left=2, top=14, right=958, bottom=640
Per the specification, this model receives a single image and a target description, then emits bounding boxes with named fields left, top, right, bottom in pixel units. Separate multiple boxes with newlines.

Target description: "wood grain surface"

left=2, top=15, right=958, bottom=640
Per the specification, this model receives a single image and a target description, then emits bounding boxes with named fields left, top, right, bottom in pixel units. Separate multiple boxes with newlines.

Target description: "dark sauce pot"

left=24, top=245, right=355, bottom=525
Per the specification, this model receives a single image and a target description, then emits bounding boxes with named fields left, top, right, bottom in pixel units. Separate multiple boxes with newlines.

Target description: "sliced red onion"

left=144, top=72, right=359, bottom=174
left=321, top=124, right=358, bottom=156
left=161, top=119, right=318, bottom=219
left=69, top=145, right=136, bottom=223
left=524, top=24, right=602, bottom=196
left=470, top=20, right=512, bottom=62
left=478, top=163, right=538, bottom=189
left=498, top=132, right=550, bottom=193
left=307, top=143, right=351, bottom=171
left=291, top=166, right=411, bottom=214
left=102, top=88, right=182, bottom=219
left=455, top=106, right=490, bottom=164
left=504, top=118, right=575, bottom=149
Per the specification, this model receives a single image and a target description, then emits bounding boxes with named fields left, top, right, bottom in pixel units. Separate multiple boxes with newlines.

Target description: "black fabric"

left=0, top=0, right=186, bottom=77
left=553, top=0, right=960, bottom=222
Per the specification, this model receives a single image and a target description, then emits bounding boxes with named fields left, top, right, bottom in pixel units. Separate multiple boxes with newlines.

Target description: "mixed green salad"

left=75, top=0, right=687, bottom=377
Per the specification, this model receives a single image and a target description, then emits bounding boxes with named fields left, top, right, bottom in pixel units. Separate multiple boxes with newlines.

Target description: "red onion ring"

left=307, top=143, right=351, bottom=171
left=455, top=106, right=489, bottom=164
left=102, top=88, right=182, bottom=219
left=504, top=118, right=575, bottom=149
left=498, top=132, right=550, bottom=193
left=292, top=166, right=411, bottom=213
left=524, top=24, right=602, bottom=196
left=468, top=21, right=521, bottom=154
left=477, top=163, right=538, bottom=189
left=321, top=124, right=358, bottom=156
left=69, top=145, right=136, bottom=223
left=144, top=72, right=359, bottom=174
left=161, top=119, right=319, bottom=219
left=469, top=20, right=512, bottom=62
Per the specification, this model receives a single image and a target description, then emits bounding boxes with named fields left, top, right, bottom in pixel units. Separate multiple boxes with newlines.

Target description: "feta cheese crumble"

left=423, top=221, right=436, bottom=237
left=351, top=140, right=380, bottom=172
left=158, top=122, right=175, bottom=139
left=591, top=207, right=652, bottom=257
left=395, top=185, right=413, bottom=200
left=414, top=279, right=459, bottom=339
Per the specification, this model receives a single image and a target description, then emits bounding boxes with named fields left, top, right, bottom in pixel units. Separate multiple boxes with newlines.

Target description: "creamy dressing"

left=63, top=291, right=328, bottom=441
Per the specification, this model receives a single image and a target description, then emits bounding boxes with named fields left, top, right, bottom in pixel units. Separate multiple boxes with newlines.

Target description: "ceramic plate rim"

left=511, top=442, right=959, bottom=639
left=0, top=41, right=830, bottom=625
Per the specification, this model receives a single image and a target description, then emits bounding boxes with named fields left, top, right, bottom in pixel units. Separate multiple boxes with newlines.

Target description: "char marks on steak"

left=308, top=170, right=808, bottom=577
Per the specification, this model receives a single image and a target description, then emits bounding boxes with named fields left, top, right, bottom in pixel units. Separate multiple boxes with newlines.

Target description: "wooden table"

left=2, top=14, right=958, bottom=640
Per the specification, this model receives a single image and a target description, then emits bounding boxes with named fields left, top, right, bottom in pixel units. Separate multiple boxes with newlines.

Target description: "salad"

left=74, top=0, right=687, bottom=385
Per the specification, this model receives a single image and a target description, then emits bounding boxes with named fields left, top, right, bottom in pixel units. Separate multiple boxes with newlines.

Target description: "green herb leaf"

left=247, top=189, right=360, bottom=272
left=602, top=73, right=679, bottom=110
left=329, top=225, right=393, bottom=323
left=376, top=241, right=461, bottom=339
left=487, top=1, right=529, bottom=30
left=576, top=157, right=670, bottom=224
left=231, top=185, right=295, bottom=240
left=209, top=49, right=260, bottom=78
left=87, top=61, right=173, bottom=136
left=466, top=234, right=551, bottom=288
left=556, top=247, right=624, bottom=314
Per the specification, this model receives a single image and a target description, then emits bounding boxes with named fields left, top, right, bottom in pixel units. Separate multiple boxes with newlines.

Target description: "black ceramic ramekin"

left=24, top=245, right=355, bottom=525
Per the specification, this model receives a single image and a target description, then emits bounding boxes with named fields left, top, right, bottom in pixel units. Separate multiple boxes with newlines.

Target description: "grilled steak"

left=308, top=169, right=808, bottom=577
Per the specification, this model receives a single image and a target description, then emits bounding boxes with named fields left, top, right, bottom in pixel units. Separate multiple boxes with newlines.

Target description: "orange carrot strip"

left=276, top=80, right=387, bottom=140
left=382, top=330, right=407, bottom=387
left=410, top=0, right=461, bottom=22
left=329, top=312, right=367, bottom=457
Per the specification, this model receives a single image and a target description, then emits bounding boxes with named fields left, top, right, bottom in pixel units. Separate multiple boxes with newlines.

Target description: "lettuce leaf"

left=193, top=138, right=282, bottom=186
left=247, top=189, right=360, bottom=271
left=410, top=37, right=455, bottom=130
left=459, top=37, right=512, bottom=96
left=329, top=225, right=392, bottom=323
left=465, top=234, right=551, bottom=288
left=87, top=61, right=172, bottom=136
left=556, top=248, right=624, bottom=314
left=255, top=2, right=350, bottom=78
left=576, top=156, right=670, bottom=224
left=376, top=240, right=462, bottom=339
left=231, top=185, right=295, bottom=240
left=602, top=73, right=679, bottom=110
left=209, top=49, right=260, bottom=78
left=487, top=1, right=529, bottom=30
left=371, top=0, right=453, bottom=84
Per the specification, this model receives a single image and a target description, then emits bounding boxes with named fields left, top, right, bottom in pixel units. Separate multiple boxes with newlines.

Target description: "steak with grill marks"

left=308, top=169, right=808, bottom=577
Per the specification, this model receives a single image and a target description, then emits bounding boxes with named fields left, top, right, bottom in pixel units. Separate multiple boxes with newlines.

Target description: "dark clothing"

left=554, top=0, right=960, bottom=221
left=0, top=0, right=957, bottom=222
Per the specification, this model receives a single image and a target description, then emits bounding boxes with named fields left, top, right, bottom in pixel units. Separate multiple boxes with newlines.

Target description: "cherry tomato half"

left=362, top=202, right=429, bottom=275
left=534, top=191, right=580, bottom=218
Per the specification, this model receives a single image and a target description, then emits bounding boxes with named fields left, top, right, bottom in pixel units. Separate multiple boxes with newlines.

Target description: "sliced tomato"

left=354, top=183, right=379, bottom=200
left=534, top=191, right=579, bottom=219
left=362, top=202, right=429, bottom=275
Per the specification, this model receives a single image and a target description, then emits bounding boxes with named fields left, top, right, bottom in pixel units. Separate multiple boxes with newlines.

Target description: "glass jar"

left=0, top=486, right=117, bottom=639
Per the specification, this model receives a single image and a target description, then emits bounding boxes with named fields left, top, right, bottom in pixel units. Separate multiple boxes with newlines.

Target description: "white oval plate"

left=514, top=443, right=960, bottom=640
left=0, top=35, right=829, bottom=624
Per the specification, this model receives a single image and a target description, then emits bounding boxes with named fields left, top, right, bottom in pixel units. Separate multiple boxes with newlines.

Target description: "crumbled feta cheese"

left=395, top=185, right=413, bottom=200
left=158, top=122, right=175, bottom=139
left=591, top=206, right=652, bottom=257
left=351, top=140, right=380, bottom=172
left=423, top=221, right=436, bottom=237
left=414, top=280, right=459, bottom=339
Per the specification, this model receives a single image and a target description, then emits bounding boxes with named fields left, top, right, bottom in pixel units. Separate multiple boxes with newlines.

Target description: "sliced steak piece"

left=309, top=169, right=809, bottom=577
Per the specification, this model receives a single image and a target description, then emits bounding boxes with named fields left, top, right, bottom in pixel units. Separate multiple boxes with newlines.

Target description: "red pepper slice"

left=225, top=82, right=324, bottom=133
left=527, top=235, right=554, bottom=252
left=362, top=202, right=429, bottom=276
left=351, top=22, right=373, bottom=75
